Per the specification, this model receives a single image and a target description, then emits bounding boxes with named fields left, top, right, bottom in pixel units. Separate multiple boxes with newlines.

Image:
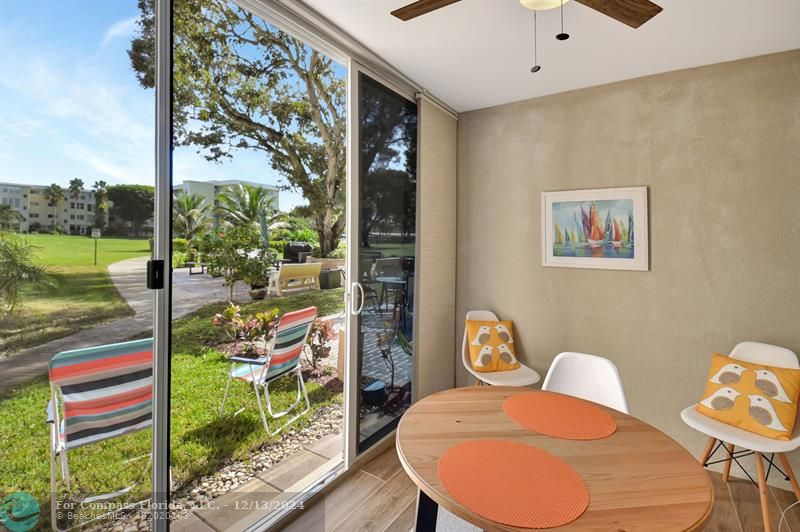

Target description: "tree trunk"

left=316, top=223, right=338, bottom=257
left=315, top=207, right=342, bottom=257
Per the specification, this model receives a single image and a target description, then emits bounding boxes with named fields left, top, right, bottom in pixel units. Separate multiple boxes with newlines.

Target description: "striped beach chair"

left=47, top=338, right=153, bottom=526
left=220, top=306, right=317, bottom=436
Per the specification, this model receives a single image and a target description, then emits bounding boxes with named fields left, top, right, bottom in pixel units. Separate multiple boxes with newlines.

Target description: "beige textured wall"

left=456, top=50, right=800, bottom=480
left=416, top=97, right=459, bottom=398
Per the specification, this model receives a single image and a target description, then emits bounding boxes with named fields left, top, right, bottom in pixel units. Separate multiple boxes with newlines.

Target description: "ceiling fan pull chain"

left=557, top=0, right=570, bottom=40
left=531, top=10, right=541, bottom=73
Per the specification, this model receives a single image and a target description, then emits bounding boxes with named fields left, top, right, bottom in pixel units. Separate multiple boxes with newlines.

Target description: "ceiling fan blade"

left=391, top=0, right=462, bottom=21
left=575, top=0, right=663, bottom=29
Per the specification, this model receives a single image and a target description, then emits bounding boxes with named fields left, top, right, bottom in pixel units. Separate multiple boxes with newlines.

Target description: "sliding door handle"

left=351, top=282, right=365, bottom=316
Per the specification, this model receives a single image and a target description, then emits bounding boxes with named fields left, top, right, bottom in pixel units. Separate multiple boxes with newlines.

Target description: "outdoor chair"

left=47, top=338, right=154, bottom=530
left=220, top=306, right=317, bottom=436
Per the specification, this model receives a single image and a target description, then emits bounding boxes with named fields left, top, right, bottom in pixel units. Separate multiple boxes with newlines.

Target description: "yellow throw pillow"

left=466, top=320, right=521, bottom=373
left=696, top=352, right=800, bottom=440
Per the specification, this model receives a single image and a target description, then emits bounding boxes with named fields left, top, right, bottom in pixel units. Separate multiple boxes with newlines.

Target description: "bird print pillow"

left=696, top=352, right=800, bottom=440
left=465, top=320, right=521, bottom=373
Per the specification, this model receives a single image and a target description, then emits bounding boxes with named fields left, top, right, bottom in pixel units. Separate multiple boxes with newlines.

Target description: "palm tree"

left=215, top=183, right=282, bottom=228
left=173, top=191, right=210, bottom=240
left=0, top=205, right=23, bottom=231
left=93, top=180, right=109, bottom=231
left=68, top=178, right=85, bottom=200
left=43, top=184, right=65, bottom=232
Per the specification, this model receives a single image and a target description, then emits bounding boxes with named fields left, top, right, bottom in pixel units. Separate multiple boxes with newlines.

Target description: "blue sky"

left=0, top=0, right=307, bottom=210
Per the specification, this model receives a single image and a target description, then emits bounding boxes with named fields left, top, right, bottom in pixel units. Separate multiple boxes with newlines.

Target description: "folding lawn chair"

left=220, top=306, right=317, bottom=436
left=47, top=338, right=154, bottom=530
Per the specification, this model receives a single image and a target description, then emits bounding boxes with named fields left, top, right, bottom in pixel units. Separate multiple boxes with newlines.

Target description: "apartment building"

left=173, top=179, right=280, bottom=219
left=0, top=182, right=103, bottom=235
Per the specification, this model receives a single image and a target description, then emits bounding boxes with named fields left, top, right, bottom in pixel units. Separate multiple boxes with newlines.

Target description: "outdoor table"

left=187, top=261, right=206, bottom=275
left=396, top=386, right=714, bottom=531
left=375, top=275, right=408, bottom=314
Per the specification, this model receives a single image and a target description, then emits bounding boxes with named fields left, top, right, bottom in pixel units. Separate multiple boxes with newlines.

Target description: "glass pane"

left=0, top=1, right=155, bottom=529
left=168, top=1, right=347, bottom=528
left=357, top=73, right=418, bottom=452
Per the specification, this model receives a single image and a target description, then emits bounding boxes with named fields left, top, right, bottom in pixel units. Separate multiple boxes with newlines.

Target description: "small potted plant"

left=242, top=248, right=277, bottom=300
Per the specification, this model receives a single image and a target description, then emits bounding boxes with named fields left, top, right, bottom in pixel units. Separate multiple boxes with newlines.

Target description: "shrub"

left=270, top=216, right=319, bottom=247
left=311, top=242, right=346, bottom=259
left=199, top=225, right=267, bottom=301
left=173, top=251, right=188, bottom=268
left=149, top=237, right=191, bottom=254
left=212, top=303, right=279, bottom=356
left=172, top=238, right=190, bottom=253
left=0, top=233, right=55, bottom=314
left=268, top=240, right=288, bottom=253
left=305, top=318, right=336, bottom=369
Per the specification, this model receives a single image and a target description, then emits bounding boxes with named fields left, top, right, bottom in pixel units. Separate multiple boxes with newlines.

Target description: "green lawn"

left=0, top=289, right=345, bottom=528
left=367, top=241, right=416, bottom=257
left=0, top=235, right=150, bottom=357
left=25, top=234, right=151, bottom=268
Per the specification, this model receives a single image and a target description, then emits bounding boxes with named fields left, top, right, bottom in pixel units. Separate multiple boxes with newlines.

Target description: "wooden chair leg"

left=722, top=443, right=734, bottom=482
left=779, top=453, right=800, bottom=500
left=755, top=452, right=773, bottom=532
left=699, top=437, right=717, bottom=466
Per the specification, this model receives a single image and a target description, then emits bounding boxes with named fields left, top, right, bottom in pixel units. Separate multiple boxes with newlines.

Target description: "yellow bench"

left=267, top=262, right=322, bottom=296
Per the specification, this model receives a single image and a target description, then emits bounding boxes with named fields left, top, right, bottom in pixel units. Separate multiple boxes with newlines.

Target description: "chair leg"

left=252, top=378, right=271, bottom=434
left=50, top=429, right=59, bottom=532
left=722, top=443, right=734, bottom=482
left=61, top=449, right=71, bottom=491
left=779, top=453, right=800, bottom=500
left=699, top=436, right=717, bottom=466
left=261, top=369, right=311, bottom=437
left=219, top=371, right=233, bottom=416
left=755, top=452, right=773, bottom=532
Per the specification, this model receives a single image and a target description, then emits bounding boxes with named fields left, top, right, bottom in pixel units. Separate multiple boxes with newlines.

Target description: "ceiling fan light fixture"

left=555, top=0, right=570, bottom=40
left=519, top=0, right=570, bottom=11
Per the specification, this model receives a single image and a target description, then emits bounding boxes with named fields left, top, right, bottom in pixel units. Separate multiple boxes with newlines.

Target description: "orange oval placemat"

left=504, top=391, right=617, bottom=440
left=439, top=439, right=589, bottom=529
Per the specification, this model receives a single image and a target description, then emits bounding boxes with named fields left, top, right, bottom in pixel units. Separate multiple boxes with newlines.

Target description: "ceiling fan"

left=391, top=0, right=663, bottom=29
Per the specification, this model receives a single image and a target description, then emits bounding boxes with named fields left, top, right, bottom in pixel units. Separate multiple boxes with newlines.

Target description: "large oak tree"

left=129, top=0, right=346, bottom=255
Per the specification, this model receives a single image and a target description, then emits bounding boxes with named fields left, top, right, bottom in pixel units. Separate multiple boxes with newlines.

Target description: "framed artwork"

left=541, top=186, right=649, bottom=271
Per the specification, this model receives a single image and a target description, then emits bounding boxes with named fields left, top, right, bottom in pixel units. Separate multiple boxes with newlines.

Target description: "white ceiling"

left=302, top=0, right=800, bottom=112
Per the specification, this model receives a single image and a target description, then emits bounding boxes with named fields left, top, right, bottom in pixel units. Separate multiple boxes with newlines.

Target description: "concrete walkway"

left=0, top=257, right=245, bottom=391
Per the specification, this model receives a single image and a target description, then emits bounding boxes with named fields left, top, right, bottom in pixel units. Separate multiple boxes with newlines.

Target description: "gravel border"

left=95, top=402, right=343, bottom=531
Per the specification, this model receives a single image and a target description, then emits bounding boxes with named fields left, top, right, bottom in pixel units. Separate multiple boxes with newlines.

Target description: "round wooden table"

left=396, top=386, right=714, bottom=531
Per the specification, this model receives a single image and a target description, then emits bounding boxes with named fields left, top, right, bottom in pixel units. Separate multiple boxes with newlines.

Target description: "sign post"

left=91, top=228, right=101, bottom=265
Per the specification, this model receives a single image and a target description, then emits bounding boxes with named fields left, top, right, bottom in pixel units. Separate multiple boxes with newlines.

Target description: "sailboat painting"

left=542, top=187, right=649, bottom=271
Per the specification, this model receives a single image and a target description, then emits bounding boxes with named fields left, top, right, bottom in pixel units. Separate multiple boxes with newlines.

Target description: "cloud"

left=0, top=35, right=154, bottom=185
left=102, top=17, right=138, bottom=47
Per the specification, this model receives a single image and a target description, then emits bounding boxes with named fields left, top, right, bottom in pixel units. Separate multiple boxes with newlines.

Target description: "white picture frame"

left=541, top=186, right=649, bottom=271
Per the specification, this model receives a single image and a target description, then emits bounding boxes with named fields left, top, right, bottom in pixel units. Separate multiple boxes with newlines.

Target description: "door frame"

left=149, top=6, right=426, bottom=528
left=344, top=60, right=419, bottom=464
left=152, top=0, right=172, bottom=529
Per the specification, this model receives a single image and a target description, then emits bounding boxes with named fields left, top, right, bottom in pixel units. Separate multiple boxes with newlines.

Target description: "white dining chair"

left=461, top=310, right=540, bottom=387
left=680, top=341, right=800, bottom=532
left=542, top=351, right=630, bottom=414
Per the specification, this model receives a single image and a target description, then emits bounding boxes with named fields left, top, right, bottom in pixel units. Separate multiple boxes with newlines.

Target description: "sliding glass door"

left=349, top=71, right=418, bottom=453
